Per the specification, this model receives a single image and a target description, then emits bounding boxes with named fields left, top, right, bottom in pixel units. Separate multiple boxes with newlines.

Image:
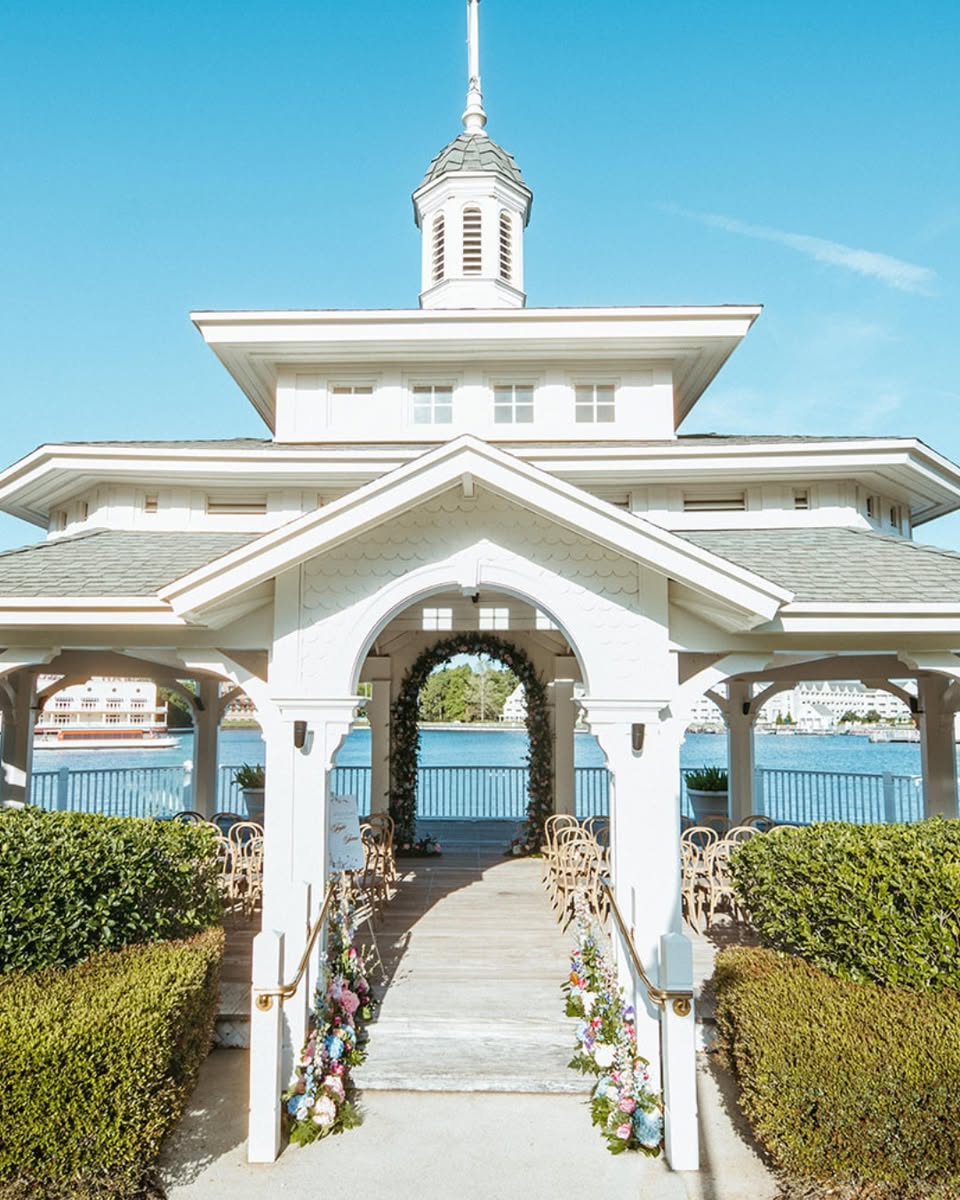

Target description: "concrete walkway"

left=159, top=820, right=778, bottom=1199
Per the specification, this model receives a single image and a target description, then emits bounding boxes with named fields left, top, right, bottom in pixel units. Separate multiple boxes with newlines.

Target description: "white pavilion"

left=3, top=0, right=960, bottom=1166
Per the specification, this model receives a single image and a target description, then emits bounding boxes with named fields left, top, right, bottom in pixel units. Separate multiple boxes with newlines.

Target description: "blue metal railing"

left=29, top=761, right=927, bottom=825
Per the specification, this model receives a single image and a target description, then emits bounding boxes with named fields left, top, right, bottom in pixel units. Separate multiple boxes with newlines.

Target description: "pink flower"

left=618, top=1096, right=636, bottom=1114
left=340, top=989, right=360, bottom=1015
left=616, top=1122, right=632, bottom=1140
left=312, top=1094, right=338, bottom=1127
left=323, top=1074, right=345, bottom=1101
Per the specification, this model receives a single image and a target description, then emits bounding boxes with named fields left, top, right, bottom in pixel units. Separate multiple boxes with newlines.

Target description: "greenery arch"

left=388, top=633, right=553, bottom=849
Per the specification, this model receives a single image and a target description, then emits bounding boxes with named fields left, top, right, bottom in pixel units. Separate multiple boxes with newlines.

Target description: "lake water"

left=32, top=725, right=930, bottom=777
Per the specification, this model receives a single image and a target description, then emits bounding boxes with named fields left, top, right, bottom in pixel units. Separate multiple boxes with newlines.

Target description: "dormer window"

left=494, top=384, right=533, bottom=424
left=412, top=385, right=453, bottom=425
left=144, top=495, right=159, bottom=514
left=575, top=384, right=615, bottom=424
left=463, top=207, right=482, bottom=274
left=432, top=214, right=445, bottom=283
left=793, top=489, right=809, bottom=510
left=499, top=212, right=512, bottom=282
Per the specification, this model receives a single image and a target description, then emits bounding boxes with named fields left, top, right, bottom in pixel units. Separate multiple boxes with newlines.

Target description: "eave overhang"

left=189, top=305, right=761, bottom=434
left=158, top=435, right=791, bottom=629
left=6, top=435, right=959, bottom=531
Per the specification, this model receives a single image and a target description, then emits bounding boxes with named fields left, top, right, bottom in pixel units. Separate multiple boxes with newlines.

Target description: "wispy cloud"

left=666, top=205, right=937, bottom=295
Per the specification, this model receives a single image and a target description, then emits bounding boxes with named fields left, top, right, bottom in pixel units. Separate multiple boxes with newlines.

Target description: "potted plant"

left=683, top=765, right=729, bottom=823
left=233, top=762, right=265, bottom=823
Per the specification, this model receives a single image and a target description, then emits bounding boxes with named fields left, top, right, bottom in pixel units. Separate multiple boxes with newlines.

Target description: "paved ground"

left=159, top=820, right=778, bottom=1199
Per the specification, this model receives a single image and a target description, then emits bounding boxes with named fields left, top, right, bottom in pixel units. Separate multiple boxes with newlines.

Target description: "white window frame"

left=422, top=607, right=453, bottom=631
left=412, top=384, right=454, bottom=426
left=493, top=383, right=534, bottom=425
left=478, top=606, right=510, bottom=631
left=574, top=382, right=616, bottom=424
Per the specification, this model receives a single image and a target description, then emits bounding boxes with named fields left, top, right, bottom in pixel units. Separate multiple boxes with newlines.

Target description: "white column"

left=919, top=675, right=959, bottom=818
left=660, top=932, right=698, bottom=1171
left=368, top=679, right=391, bottom=816
left=192, top=678, right=221, bottom=819
left=248, top=696, right=358, bottom=1163
left=551, top=679, right=576, bottom=816
left=725, top=681, right=756, bottom=825
left=0, top=672, right=37, bottom=807
left=584, top=701, right=682, bottom=1072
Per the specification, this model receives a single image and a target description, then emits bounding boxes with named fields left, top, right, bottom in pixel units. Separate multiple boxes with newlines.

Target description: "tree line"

left=418, top=663, right=519, bottom=723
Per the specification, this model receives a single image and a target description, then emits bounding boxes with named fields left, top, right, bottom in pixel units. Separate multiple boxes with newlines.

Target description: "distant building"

left=35, top=676, right=167, bottom=733
left=687, top=681, right=914, bottom=730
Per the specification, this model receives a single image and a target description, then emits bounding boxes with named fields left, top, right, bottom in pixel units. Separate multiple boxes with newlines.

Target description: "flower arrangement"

left=507, top=825, right=537, bottom=857
left=283, top=886, right=378, bottom=1145
left=388, top=633, right=553, bottom=850
left=397, top=832, right=442, bottom=857
left=563, top=891, right=663, bottom=1156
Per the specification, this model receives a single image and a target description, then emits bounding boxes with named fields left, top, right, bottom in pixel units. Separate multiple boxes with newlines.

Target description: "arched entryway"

left=387, top=631, right=552, bottom=847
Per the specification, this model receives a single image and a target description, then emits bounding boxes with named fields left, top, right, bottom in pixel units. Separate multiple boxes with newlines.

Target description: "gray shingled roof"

left=55, top=434, right=885, bottom=451
left=0, top=530, right=255, bottom=596
left=418, top=132, right=531, bottom=195
left=682, top=528, right=960, bottom=603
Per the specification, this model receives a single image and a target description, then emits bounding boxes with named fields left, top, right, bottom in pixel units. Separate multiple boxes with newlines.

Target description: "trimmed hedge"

left=0, top=809, right=222, bottom=972
left=730, top=818, right=960, bottom=989
left=0, top=927, right=223, bottom=1199
left=715, top=946, right=960, bottom=1195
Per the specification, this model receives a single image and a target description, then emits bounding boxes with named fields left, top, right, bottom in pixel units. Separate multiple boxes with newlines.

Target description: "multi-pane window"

left=575, top=383, right=616, bottom=424
left=422, top=607, right=453, bottom=631
left=493, top=384, right=534, bottom=424
left=499, top=212, right=512, bottom=282
left=463, top=207, right=482, bottom=274
left=535, top=610, right=558, bottom=631
left=413, top=385, right=453, bottom=425
left=432, top=214, right=445, bottom=283
left=330, top=385, right=374, bottom=397
left=479, top=606, right=510, bottom=631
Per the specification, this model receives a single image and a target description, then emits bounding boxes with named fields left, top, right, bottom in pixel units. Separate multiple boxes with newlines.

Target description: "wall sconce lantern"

left=631, top=723, right=645, bottom=753
left=293, top=720, right=307, bottom=749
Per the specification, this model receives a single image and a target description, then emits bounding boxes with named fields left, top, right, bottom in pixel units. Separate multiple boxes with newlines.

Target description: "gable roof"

left=158, top=435, right=791, bottom=628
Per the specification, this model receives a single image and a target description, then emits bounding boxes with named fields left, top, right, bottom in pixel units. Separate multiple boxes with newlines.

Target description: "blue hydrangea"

left=286, top=1094, right=302, bottom=1115
left=633, top=1107, right=663, bottom=1148
left=324, top=1034, right=345, bottom=1060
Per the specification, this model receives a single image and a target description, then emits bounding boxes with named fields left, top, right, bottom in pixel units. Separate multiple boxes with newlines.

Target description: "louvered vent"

left=463, top=207, right=482, bottom=274
left=432, top=214, right=445, bottom=283
left=499, top=211, right=512, bottom=282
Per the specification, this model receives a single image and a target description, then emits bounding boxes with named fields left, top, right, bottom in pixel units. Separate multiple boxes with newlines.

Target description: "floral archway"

left=388, top=633, right=553, bottom=849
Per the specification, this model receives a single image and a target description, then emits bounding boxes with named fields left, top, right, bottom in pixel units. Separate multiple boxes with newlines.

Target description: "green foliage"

left=730, top=819, right=960, bottom=990
left=0, top=809, right=222, bottom=973
left=417, top=661, right=519, bottom=722
left=714, top=946, right=960, bottom=1194
left=158, top=686, right=194, bottom=729
left=0, top=928, right=223, bottom=1199
left=232, top=762, right=265, bottom=788
left=683, top=764, right=728, bottom=792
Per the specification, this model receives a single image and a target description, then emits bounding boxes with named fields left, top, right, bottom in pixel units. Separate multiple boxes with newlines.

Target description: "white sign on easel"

left=327, top=792, right=364, bottom=872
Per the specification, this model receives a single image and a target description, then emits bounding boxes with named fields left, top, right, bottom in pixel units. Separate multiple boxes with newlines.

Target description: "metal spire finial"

left=462, top=0, right=488, bottom=134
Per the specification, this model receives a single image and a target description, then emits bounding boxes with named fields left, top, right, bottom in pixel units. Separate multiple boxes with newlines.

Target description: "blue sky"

left=1, top=1, right=958, bottom=549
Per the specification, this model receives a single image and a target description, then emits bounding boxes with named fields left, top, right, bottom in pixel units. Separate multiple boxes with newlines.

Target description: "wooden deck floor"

left=352, top=820, right=586, bottom=1092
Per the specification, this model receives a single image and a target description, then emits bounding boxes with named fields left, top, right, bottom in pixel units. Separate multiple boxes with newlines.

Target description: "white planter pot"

left=687, top=788, right=729, bottom=823
left=241, top=787, right=265, bottom=824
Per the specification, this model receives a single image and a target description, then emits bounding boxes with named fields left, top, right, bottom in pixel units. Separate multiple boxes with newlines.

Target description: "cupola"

left=413, top=0, right=533, bottom=310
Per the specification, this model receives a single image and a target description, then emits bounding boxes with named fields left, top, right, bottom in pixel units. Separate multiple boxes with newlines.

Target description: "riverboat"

left=33, top=726, right=178, bottom=750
